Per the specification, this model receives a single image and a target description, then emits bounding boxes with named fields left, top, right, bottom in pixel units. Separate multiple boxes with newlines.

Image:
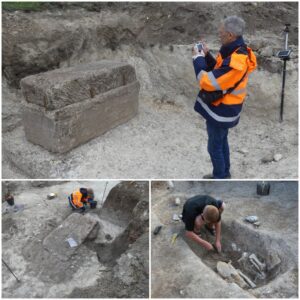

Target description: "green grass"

left=2, top=2, right=44, bottom=11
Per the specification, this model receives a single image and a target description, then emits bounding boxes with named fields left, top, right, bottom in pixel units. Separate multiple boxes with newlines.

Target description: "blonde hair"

left=203, top=205, right=220, bottom=223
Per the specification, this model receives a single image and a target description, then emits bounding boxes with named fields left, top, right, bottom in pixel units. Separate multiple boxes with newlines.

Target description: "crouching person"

left=182, top=195, right=225, bottom=252
left=68, top=188, right=97, bottom=213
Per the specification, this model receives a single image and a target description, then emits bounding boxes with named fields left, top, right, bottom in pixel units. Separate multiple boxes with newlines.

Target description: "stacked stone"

left=21, top=60, right=140, bottom=153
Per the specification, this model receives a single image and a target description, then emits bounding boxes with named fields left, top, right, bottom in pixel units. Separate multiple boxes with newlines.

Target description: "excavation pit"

left=2, top=181, right=149, bottom=298
left=184, top=220, right=288, bottom=291
left=151, top=181, right=298, bottom=298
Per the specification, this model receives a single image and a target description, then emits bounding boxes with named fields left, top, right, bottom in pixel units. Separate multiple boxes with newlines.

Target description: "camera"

left=195, top=42, right=204, bottom=52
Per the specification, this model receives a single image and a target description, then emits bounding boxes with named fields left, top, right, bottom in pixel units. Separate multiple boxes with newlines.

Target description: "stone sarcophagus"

left=20, top=61, right=140, bottom=153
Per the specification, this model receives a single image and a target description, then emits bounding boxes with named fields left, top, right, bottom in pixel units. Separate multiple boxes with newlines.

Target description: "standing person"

left=192, top=16, right=257, bottom=179
left=182, top=195, right=225, bottom=252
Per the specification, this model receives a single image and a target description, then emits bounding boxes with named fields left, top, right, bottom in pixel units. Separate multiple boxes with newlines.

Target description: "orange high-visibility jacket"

left=198, top=47, right=257, bottom=106
left=70, top=190, right=88, bottom=208
left=193, top=37, right=257, bottom=128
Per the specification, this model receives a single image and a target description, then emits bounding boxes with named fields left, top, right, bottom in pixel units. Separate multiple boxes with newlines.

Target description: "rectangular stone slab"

left=43, top=213, right=98, bottom=261
left=22, top=81, right=139, bottom=153
left=20, top=60, right=137, bottom=110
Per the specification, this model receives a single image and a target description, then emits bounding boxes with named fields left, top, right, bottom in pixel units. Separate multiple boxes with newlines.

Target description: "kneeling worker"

left=182, top=195, right=225, bottom=252
left=68, top=188, right=97, bottom=213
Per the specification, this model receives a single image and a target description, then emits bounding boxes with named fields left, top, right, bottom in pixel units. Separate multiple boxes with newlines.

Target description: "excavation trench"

left=4, top=181, right=149, bottom=298
left=184, top=220, right=289, bottom=292
left=19, top=208, right=134, bottom=287
left=84, top=204, right=140, bottom=266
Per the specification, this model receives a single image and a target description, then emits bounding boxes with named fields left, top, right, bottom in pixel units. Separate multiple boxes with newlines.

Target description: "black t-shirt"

left=182, top=195, right=223, bottom=231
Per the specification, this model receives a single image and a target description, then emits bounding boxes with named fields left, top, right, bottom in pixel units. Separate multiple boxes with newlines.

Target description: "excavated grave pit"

left=84, top=208, right=135, bottom=264
left=77, top=181, right=150, bottom=269
left=184, top=219, right=290, bottom=292
left=151, top=181, right=298, bottom=298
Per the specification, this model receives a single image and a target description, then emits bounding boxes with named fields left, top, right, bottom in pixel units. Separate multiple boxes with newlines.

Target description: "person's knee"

left=208, top=135, right=223, bottom=151
left=208, top=144, right=224, bottom=157
left=207, top=139, right=217, bottom=154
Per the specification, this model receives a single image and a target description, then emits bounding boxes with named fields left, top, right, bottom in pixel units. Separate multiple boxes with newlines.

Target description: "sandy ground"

left=2, top=49, right=298, bottom=179
left=151, top=181, right=298, bottom=298
left=2, top=5, right=298, bottom=179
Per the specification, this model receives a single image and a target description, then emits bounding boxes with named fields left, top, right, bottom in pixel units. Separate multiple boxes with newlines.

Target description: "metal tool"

left=257, top=181, right=270, bottom=196
left=101, top=181, right=108, bottom=204
left=2, top=259, right=20, bottom=282
left=171, top=233, right=178, bottom=244
left=212, top=243, right=219, bottom=253
left=153, top=226, right=162, bottom=235
left=277, top=23, right=292, bottom=122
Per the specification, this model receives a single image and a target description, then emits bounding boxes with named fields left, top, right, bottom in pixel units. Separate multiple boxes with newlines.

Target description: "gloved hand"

left=192, top=42, right=205, bottom=59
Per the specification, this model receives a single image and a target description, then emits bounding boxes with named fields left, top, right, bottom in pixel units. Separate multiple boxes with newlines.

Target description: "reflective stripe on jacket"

left=193, top=36, right=257, bottom=128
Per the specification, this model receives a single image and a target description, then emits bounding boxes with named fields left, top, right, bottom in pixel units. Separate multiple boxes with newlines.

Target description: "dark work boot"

left=203, top=174, right=232, bottom=179
left=203, top=174, right=214, bottom=179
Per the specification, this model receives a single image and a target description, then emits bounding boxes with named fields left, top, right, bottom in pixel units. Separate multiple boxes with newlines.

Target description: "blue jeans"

left=206, top=121, right=230, bottom=179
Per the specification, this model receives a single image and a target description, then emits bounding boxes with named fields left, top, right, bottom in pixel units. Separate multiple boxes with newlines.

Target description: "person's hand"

left=204, top=242, right=214, bottom=251
left=201, top=41, right=209, bottom=55
left=192, top=43, right=205, bottom=59
left=215, top=240, right=222, bottom=253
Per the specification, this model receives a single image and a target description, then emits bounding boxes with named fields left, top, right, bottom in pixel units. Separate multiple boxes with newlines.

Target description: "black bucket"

left=257, top=182, right=270, bottom=196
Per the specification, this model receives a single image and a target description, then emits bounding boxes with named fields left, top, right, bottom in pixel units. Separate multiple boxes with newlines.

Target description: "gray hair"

left=223, top=16, right=245, bottom=37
